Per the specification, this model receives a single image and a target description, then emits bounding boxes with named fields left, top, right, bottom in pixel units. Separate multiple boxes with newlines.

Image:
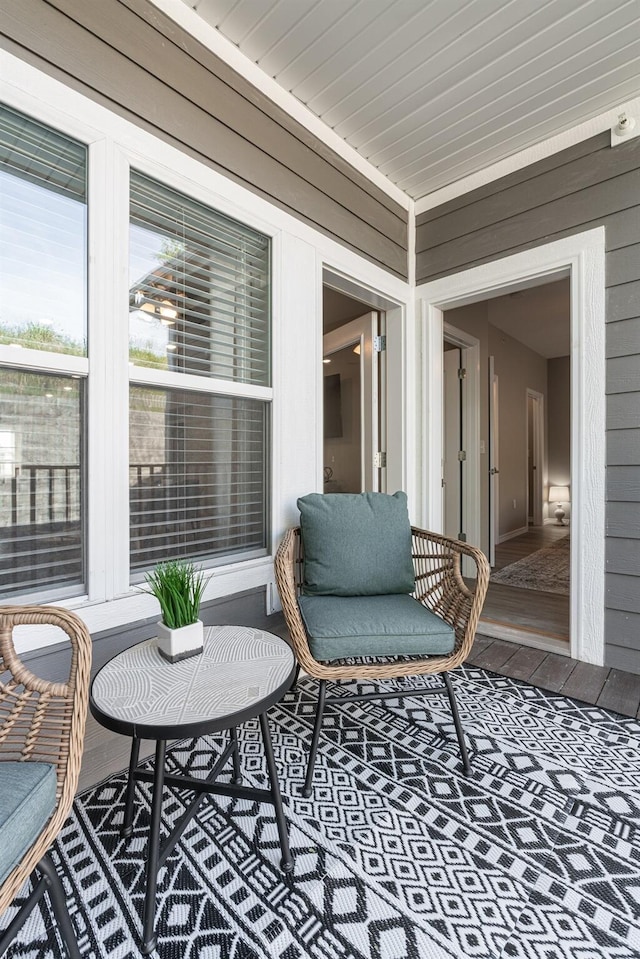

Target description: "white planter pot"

left=156, top=619, right=204, bottom=664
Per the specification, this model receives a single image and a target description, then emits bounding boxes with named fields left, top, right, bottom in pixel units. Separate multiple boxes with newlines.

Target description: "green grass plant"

left=144, top=559, right=207, bottom=629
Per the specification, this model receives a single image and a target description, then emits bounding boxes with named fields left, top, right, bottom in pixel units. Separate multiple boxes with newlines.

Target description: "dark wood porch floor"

left=469, top=633, right=640, bottom=718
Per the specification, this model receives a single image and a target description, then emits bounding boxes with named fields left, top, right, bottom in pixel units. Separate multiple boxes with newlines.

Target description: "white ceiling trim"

left=415, top=94, right=640, bottom=214
left=148, top=0, right=410, bottom=210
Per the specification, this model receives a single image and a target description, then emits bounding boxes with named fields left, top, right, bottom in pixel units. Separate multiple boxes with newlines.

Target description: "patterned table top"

left=90, top=625, right=296, bottom=737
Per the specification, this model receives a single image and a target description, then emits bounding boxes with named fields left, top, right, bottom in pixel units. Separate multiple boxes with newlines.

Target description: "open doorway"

left=442, top=279, right=571, bottom=652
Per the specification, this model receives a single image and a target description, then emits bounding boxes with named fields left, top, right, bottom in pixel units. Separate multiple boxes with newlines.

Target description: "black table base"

left=122, top=719, right=294, bottom=956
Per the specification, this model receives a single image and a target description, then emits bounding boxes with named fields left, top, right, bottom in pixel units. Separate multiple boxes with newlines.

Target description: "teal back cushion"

left=298, top=491, right=415, bottom=596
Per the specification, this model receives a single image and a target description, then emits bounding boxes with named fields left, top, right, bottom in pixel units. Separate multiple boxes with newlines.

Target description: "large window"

left=0, top=107, right=87, bottom=598
left=0, top=103, right=272, bottom=604
left=128, top=173, right=271, bottom=572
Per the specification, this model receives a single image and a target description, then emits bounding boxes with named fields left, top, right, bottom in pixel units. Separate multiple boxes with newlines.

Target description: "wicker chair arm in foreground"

left=275, top=524, right=490, bottom=795
left=0, top=606, right=92, bottom=958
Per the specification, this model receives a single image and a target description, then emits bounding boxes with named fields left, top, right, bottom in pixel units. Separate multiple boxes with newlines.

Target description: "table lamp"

left=549, top=485, right=570, bottom=526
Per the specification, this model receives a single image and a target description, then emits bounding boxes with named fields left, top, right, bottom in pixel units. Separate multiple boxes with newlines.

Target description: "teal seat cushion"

left=0, top=761, right=57, bottom=885
left=298, top=593, right=455, bottom=660
left=298, top=491, right=415, bottom=596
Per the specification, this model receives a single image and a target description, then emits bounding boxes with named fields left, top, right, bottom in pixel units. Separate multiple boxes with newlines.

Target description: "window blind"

left=0, top=369, right=84, bottom=597
left=129, top=172, right=270, bottom=386
left=129, top=386, right=268, bottom=572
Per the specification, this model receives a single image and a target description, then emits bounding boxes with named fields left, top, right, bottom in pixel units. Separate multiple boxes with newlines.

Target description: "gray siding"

left=1, top=0, right=408, bottom=278
left=417, top=132, right=640, bottom=674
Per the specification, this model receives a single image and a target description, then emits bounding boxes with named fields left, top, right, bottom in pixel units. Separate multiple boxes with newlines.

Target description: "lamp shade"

left=549, top=485, right=569, bottom=503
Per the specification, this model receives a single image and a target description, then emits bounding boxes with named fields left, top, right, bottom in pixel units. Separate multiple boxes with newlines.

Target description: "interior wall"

left=323, top=347, right=361, bottom=493
left=488, top=324, right=547, bottom=536
left=547, top=356, right=571, bottom=510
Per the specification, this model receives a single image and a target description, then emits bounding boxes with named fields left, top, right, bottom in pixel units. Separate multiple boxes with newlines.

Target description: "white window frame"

left=1, top=50, right=411, bottom=649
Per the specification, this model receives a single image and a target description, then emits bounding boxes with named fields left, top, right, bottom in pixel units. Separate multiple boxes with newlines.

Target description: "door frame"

left=488, top=359, right=499, bottom=567
left=417, top=228, right=606, bottom=666
left=442, top=323, right=481, bottom=563
left=526, top=388, right=545, bottom=527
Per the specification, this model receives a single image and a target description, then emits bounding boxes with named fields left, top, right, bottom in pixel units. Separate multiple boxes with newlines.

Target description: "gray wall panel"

left=606, top=318, right=640, bottom=359
left=606, top=573, right=640, bottom=614
left=607, top=429, right=640, bottom=465
left=606, top=538, right=640, bottom=576
left=417, top=132, right=640, bottom=668
left=607, top=502, right=640, bottom=538
left=607, top=467, right=640, bottom=502
left=607, top=392, right=640, bottom=430
left=606, top=354, right=640, bottom=395
left=607, top=244, right=640, bottom=286
left=1, top=0, right=408, bottom=277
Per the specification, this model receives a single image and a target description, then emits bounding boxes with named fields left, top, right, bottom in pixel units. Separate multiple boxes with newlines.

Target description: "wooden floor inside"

left=480, top=524, right=569, bottom=645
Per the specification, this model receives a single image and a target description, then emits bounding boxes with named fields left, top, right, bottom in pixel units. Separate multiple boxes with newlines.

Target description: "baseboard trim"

left=497, top=525, right=529, bottom=544
left=478, top=618, right=570, bottom=655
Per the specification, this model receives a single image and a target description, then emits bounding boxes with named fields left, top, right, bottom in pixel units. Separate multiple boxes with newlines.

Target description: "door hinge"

left=374, top=335, right=386, bottom=352
left=374, top=451, right=387, bottom=468
left=457, top=450, right=467, bottom=461
left=458, top=367, right=467, bottom=379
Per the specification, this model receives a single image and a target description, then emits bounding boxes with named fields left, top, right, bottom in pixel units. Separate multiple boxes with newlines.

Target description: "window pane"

left=130, top=386, right=268, bottom=572
left=0, top=105, right=87, bottom=355
left=129, top=172, right=270, bottom=386
left=0, top=369, right=84, bottom=596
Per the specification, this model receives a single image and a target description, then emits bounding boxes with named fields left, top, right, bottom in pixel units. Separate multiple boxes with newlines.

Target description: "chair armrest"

left=411, top=527, right=490, bottom=665
left=274, top=529, right=319, bottom=675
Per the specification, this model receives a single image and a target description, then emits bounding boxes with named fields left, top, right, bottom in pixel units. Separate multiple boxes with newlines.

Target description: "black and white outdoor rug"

left=4, top=667, right=640, bottom=959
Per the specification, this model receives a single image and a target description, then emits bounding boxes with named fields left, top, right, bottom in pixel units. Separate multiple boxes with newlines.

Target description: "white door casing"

left=417, top=228, right=606, bottom=666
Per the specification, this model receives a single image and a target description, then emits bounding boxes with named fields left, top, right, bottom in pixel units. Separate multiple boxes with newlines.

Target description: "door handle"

left=490, top=467, right=499, bottom=475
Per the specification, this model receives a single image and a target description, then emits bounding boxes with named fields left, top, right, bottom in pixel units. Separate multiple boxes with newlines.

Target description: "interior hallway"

left=481, top=525, right=570, bottom=641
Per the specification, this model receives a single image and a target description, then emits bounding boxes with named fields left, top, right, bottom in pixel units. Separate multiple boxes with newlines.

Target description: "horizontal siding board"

left=415, top=133, right=608, bottom=227
left=606, top=572, right=640, bottom=613
left=607, top=392, right=640, bottom=430
left=121, top=0, right=406, bottom=222
left=417, top=138, right=640, bottom=252
left=606, top=317, right=640, bottom=358
left=603, top=204, right=640, bottom=252
left=607, top=466, right=640, bottom=502
left=603, top=641, right=640, bottom=676
left=606, top=243, right=640, bottom=286
left=417, top=168, right=640, bottom=281
left=606, top=537, right=640, bottom=576
left=49, top=0, right=406, bottom=248
left=607, top=428, right=640, bottom=465
left=606, top=354, right=640, bottom=395
left=606, top=280, right=640, bottom=323
left=2, top=0, right=407, bottom=276
left=607, top=502, right=640, bottom=538
left=604, top=610, right=640, bottom=657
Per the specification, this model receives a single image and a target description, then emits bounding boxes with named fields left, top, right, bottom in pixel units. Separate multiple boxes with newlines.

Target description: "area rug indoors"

left=4, top=667, right=639, bottom=959
left=491, top=535, right=570, bottom=595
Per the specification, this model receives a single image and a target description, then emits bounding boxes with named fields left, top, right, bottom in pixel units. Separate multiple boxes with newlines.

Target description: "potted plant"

left=144, top=559, right=208, bottom=663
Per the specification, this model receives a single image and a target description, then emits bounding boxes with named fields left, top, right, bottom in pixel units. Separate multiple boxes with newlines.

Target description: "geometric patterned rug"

left=491, top=535, right=570, bottom=595
left=3, top=667, right=640, bottom=959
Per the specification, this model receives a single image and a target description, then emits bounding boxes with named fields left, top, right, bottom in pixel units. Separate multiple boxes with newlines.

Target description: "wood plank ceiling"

left=182, top=0, right=640, bottom=200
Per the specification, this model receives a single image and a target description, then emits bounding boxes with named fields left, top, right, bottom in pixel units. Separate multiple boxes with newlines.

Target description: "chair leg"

left=38, top=852, right=81, bottom=959
left=302, top=679, right=326, bottom=798
left=443, top=673, right=471, bottom=775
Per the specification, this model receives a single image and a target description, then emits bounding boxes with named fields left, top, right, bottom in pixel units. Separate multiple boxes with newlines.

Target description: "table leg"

left=258, top=713, right=293, bottom=875
left=230, top=727, right=242, bottom=785
left=141, top=739, right=166, bottom=956
left=122, top=736, right=141, bottom=838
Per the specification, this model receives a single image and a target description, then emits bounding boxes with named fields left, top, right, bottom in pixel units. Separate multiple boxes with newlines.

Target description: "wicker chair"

left=275, top=525, right=490, bottom=796
left=0, top=606, right=92, bottom=958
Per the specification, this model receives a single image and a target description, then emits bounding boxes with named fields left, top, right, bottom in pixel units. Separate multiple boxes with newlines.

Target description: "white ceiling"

left=182, top=0, right=640, bottom=200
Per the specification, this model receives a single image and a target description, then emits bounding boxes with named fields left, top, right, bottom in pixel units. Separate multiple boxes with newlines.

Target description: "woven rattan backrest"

left=0, top=605, right=92, bottom=916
